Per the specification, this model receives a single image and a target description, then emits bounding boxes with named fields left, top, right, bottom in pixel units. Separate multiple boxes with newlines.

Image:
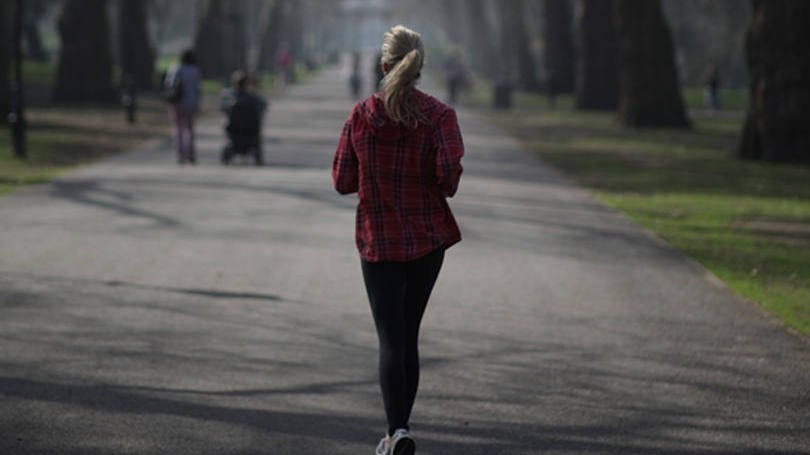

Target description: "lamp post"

left=9, top=0, right=26, bottom=158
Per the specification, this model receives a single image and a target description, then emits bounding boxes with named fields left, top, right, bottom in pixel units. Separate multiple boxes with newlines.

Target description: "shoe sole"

left=392, top=437, right=415, bottom=455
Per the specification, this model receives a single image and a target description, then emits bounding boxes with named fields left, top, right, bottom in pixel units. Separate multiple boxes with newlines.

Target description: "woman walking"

left=164, top=49, right=201, bottom=164
left=332, top=25, right=464, bottom=455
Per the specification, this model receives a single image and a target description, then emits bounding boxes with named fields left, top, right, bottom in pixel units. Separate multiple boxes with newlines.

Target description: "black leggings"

left=361, top=248, right=445, bottom=437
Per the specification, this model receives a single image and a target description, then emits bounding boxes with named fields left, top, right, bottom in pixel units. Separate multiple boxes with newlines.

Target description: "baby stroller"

left=221, top=91, right=265, bottom=166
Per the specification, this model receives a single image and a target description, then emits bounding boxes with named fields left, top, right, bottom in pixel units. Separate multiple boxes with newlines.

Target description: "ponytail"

left=380, top=25, right=427, bottom=127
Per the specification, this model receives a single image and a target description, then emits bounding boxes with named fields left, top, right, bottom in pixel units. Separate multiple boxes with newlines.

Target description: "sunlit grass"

left=475, top=89, right=810, bottom=336
left=0, top=97, right=170, bottom=195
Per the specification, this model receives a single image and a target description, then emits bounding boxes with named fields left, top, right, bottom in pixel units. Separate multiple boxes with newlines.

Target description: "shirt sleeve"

left=332, top=114, right=359, bottom=195
left=434, top=108, right=464, bottom=197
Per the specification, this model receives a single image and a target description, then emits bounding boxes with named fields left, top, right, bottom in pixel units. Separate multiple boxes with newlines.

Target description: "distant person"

left=349, top=51, right=363, bottom=98
left=275, top=43, right=293, bottom=88
left=705, top=66, right=721, bottom=110
left=442, top=50, right=466, bottom=105
left=220, top=70, right=267, bottom=165
left=163, top=49, right=201, bottom=164
left=373, top=50, right=385, bottom=92
left=332, top=24, right=464, bottom=455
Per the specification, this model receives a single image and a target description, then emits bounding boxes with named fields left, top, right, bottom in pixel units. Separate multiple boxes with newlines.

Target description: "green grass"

left=472, top=90, right=810, bottom=336
left=0, top=98, right=170, bottom=195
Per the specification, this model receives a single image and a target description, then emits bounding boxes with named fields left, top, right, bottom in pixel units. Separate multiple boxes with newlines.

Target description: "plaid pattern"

left=333, top=90, right=464, bottom=262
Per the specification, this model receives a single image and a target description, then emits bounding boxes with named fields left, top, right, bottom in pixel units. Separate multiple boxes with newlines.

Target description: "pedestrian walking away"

left=163, top=49, right=201, bottom=164
left=332, top=24, right=464, bottom=455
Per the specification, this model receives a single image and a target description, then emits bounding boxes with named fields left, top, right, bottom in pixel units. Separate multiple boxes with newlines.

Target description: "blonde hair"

left=380, top=25, right=426, bottom=126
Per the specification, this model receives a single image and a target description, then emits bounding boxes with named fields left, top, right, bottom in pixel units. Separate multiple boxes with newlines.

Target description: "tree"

left=543, top=0, right=575, bottom=95
left=501, top=0, right=540, bottom=91
left=53, top=0, right=116, bottom=103
left=258, top=0, right=285, bottom=72
left=739, top=0, right=810, bottom=162
left=119, top=0, right=154, bottom=90
left=614, top=0, right=690, bottom=127
left=575, top=0, right=618, bottom=110
left=193, top=0, right=246, bottom=79
left=465, top=0, right=497, bottom=80
left=23, top=0, right=49, bottom=61
left=1, top=1, right=10, bottom=118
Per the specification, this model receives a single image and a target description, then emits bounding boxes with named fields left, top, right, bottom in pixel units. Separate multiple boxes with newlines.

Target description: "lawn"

left=0, top=97, right=170, bottom=195
left=464, top=87, right=810, bottom=336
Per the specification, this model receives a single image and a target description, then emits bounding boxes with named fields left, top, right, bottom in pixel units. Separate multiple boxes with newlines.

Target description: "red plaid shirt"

left=332, top=90, right=464, bottom=262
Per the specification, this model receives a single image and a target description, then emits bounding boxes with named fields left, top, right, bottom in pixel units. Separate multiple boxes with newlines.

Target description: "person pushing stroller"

left=220, top=70, right=267, bottom=166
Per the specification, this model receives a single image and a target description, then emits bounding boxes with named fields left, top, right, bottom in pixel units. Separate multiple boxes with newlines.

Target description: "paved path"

left=1, top=63, right=808, bottom=455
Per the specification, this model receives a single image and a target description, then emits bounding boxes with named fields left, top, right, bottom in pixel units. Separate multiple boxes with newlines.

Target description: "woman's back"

left=333, top=90, right=463, bottom=262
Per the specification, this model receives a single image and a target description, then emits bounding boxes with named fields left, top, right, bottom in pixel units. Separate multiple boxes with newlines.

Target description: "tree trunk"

left=543, top=0, right=575, bottom=95
left=739, top=0, right=810, bottom=162
left=466, top=0, right=497, bottom=80
left=440, top=0, right=465, bottom=46
left=503, top=0, right=540, bottom=91
left=285, top=0, right=304, bottom=64
left=193, top=0, right=246, bottom=80
left=119, top=0, right=154, bottom=90
left=614, top=0, right=690, bottom=127
left=23, top=0, right=49, bottom=61
left=0, top=1, right=10, bottom=118
left=53, top=0, right=116, bottom=103
left=258, top=0, right=285, bottom=72
left=575, top=0, right=618, bottom=110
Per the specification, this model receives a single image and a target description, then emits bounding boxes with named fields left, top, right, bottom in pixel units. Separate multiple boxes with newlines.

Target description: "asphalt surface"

left=1, top=62, right=809, bottom=455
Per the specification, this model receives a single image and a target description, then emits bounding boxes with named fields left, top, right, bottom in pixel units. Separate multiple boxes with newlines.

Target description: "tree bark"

left=739, top=0, right=810, bottom=162
left=466, top=0, right=497, bottom=80
left=119, top=0, right=154, bottom=90
left=0, top=1, right=10, bottom=118
left=23, top=0, right=49, bottom=61
left=614, top=0, right=690, bottom=127
left=575, top=0, right=618, bottom=110
left=193, top=0, right=246, bottom=80
left=502, top=0, right=540, bottom=91
left=543, top=0, right=575, bottom=94
left=53, top=0, right=116, bottom=103
left=258, top=0, right=285, bottom=72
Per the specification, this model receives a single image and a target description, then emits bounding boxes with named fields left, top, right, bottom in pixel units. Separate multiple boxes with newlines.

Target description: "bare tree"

left=23, top=0, right=50, bottom=61
left=119, top=0, right=154, bottom=90
left=739, top=0, right=810, bottom=162
left=53, top=0, right=116, bottom=103
left=258, top=0, right=285, bottom=72
left=465, top=0, right=498, bottom=80
left=544, top=0, right=575, bottom=95
left=501, top=0, right=540, bottom=91
left=1, top=1, right=9, bottom=117
left=575, top=0, right=618, bottom=110
left=614, top=0, right=690, bottom=127
left=193, top=0, right=247, bottom=79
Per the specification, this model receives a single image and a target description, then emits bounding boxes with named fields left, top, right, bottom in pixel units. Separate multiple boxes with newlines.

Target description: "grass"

left=465, top=87, right=810, bottom=336
left=0, top=97, right=170, bottom=195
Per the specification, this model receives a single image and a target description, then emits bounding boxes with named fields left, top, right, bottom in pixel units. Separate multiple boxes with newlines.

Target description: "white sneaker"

left=390, top=428, right=415, bottom=455
left=375, top=436, right=389, bottom=455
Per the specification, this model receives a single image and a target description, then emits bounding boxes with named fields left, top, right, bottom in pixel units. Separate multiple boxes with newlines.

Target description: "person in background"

left=373, top=50, right=385, bottom=92
left=332, top=24, right=464, bottom=455
left=164, top=49, right=201, bottom=164
left=705, top=66, right=721, bottom=110
left=442, top=49, right=466, bottom=105
left=275, top=42, right=293, bottom=89
left=350, top=51, right=363, bottom=98
left=220, top=70, right=267, bottom=165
